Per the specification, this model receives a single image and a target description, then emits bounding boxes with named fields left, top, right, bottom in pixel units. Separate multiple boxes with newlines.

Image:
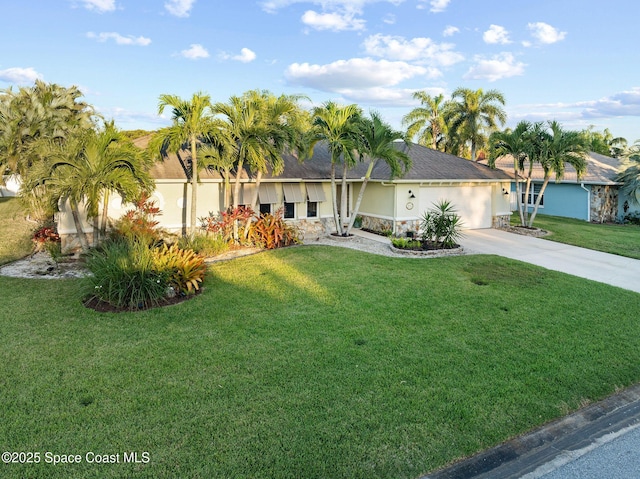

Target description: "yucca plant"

left=420, top=200, right=464, bottom=249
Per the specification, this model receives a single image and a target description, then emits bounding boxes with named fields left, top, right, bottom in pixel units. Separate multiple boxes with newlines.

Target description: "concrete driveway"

left=460, top=228, right=640, bottom=294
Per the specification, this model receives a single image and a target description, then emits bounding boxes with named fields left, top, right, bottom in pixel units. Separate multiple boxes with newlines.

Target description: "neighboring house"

left=57, top=138, right=513, bottom=250
left=0, top=175, right=21, bottom=197
left=488, top=152, right=634, bottom=223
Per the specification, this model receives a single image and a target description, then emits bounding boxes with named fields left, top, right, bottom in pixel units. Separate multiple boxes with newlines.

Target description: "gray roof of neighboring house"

left=487, top=152, right=621, bottom=185
left=136, top=135, right=511, bottom=183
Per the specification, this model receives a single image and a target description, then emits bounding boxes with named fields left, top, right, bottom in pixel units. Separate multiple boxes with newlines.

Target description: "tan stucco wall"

left=356, top=182, right=394, bottom=218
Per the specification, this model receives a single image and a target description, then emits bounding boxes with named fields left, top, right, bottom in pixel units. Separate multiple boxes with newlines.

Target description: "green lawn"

left=521, top=214, right=640, bottom=259
left=2, top=246, right=639, bottom=478
left=0, top=197, right=34, bottom=265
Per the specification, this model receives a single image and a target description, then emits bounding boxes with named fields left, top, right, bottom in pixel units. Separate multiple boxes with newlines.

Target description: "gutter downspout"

left=580, top=182, right=591, bottom=222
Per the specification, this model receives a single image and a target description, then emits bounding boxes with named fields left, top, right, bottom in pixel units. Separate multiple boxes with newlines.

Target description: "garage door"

left=419, top=186, right=492, bottom=229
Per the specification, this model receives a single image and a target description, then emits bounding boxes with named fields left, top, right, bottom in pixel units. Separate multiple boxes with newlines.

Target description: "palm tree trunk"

left=340, top=163, right=348, bottom=235
left=528, top=176, right=550, bottom=227
left=244, top=169, right=262, bottom=239
left=100, top=189, right=110, bottom=239
left=232, top=157, right=244, bottom=242
left=223, top=168, right=231, bottom=210
left=69, top=198, right=89, bottom=251
left=345, top=159, right=375, bottom=235
left=189, top=136, right=198, bottom=237
left=330, top=162, right=342, bottom=235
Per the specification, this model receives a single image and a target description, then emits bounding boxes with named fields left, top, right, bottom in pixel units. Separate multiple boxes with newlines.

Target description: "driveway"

left=460, top=228, right=640, bottom=294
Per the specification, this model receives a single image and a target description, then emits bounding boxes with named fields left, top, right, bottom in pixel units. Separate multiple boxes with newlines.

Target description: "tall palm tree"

left=445, top=87, right=506, bottom=161
left=346, top=112, right=411, bottom=235
left=402, top=91, right=448, bottom=151
left=27, top=123, right=154, bottom=248
left=616, top=140, right=640, bottom=206
left=212, top=90, right=308, bottom=239
left=527, top=121, right=587, bottom=226
left=489, top=120, right=533, bottom=225
left=310, top=102, right=362, bottom=235
left=152, top=92, right=214, bottom=236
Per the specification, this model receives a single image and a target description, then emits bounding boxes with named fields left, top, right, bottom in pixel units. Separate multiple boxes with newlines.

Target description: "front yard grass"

left=519, top=214, right=640, bottom=259
left=1, top=246, right=639, bottom=478
left=0, top=197, right=34, bottom=265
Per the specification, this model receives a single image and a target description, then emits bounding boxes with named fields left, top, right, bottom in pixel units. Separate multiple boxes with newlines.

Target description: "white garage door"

left=419, top=186, right=492, bottom=229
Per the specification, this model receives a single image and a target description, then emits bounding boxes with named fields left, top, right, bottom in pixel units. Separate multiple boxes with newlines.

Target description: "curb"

left=420, top=383, right=640, bottom=479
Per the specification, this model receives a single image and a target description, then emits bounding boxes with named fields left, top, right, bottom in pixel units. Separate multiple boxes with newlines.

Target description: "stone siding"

left=492, top=214, right=511, bottom=228
left=591, top=185, right=618, bottom=223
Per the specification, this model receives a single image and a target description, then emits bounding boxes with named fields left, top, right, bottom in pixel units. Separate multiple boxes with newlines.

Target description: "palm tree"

left=617, top=140, right=640, bottom=206
left=310, top=102, right=362, bottom=235
left=212, top=90, right=309, bottom=239
left=0, top=81, right=96, bottom=197
left=402, top=91, right=448, bottom=151
left=580, top=126, right=628, bottom=158
left=445, top=87, right=506, bottom=161
left=152, top=92, right=214, bottom=236
left=489, top=120, right=533, bottom=226
left=27, top=123, right=154, bottom=248
left=346, top=112, right=410, bottom=235
left=527, top=121, right=587, bottom=226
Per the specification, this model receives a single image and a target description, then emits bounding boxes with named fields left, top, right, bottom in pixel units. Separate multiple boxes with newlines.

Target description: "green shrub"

left=420, top=200, right=464, bottom=249
left=86, top=239, right=168, bottom=310
left=178, top=232, right=229, bottom=257
left=391, top=237, right=422, bottom=249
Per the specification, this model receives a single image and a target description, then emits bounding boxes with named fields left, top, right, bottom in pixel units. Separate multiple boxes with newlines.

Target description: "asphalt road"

left=532, top=424, right=640, bottom=479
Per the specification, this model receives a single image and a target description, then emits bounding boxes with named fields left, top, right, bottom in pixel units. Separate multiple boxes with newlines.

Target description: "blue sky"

left=2, top=0, right=639, bottom=142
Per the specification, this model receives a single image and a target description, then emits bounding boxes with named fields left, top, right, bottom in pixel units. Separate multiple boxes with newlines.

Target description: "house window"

left=258, top=183, right=278, bottom=216
left=305, top=183, right=325, bottom=219
left=282, top=183, right=304, bottom=220
left=259, top=203, right=272, bottom=215
left=522, top=184, right=544, bottom=207
left=307, top=201, right=318, bottom=218
left=284, top=202, right=295, bottom=219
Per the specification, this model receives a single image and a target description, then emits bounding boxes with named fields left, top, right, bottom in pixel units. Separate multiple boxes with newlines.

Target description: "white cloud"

left=86, top=32, right=151, bottom=46
left=483, top=24, right=510, bottom=44
left=578, top=87, right=640, bottom=118
left=0, top=67, right=43, bottom=84
left=363, top=34, right=464, bottom=66
left=262, top=0, right=404, bottom=14
left=220, top=48, right=257, bottom=63
left=443, top=25, right=459, bottom=37
left=338, top=86, right=445, bottom=106
left=527, top=22, right=566, bottom=44
left=422, top=0, right=450, bottom=13
left=301, top=10, right=365, bottom=31
left=80, top=0, right=116, bottom=13
left=383, top=13, right=396, bottom=24
left=285, top=57, right=429, bottom=92
left=181, top=44, right=209, bottom=60
left=463, top=52, right=526, bottom=82
left=165, top=0, right=196, bottom=17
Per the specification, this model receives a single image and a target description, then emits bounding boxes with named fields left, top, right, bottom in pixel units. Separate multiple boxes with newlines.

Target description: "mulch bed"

left=83, top=289, right=202, bottom=313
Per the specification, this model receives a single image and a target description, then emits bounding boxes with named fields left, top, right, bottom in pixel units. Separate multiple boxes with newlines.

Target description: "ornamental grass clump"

left=86, top=238, right=168, bottom=310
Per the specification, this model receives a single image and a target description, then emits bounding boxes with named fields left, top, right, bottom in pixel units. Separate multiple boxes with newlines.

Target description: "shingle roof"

left=272, top=142, right=511, bottom=182
left=136, top=135, right=511, bottom=183
left=487, top=152, right=621, bottom=185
